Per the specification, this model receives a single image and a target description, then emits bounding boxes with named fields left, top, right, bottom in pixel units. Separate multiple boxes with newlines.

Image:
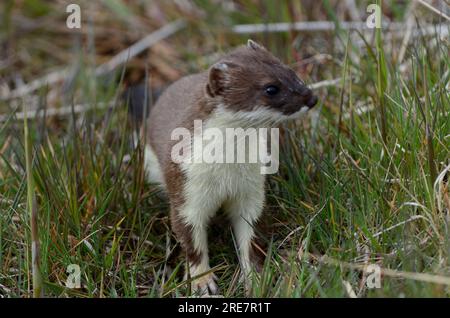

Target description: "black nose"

left=306, top=95, right=318, bottom=108
left=299, top=87, right=318, bottom=108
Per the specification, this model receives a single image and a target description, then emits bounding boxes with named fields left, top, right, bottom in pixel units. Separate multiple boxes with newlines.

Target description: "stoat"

left=139, top=40, right=317, bottom=295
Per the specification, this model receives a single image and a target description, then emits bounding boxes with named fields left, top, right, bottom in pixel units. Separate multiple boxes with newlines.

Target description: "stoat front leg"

left=224, top=185, right=265, bottom=293
left=172, top=187, right=222, bottom=295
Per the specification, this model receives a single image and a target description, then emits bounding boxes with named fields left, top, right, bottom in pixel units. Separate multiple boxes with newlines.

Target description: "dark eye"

left=264, top=85, right=280, bottom=96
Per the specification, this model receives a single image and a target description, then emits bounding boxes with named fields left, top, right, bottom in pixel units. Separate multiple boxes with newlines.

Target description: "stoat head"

left=205, top=40, right=318, bottom=121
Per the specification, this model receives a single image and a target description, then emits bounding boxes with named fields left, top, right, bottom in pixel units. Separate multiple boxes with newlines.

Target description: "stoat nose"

left=299, top=87, right=318, bottom=108
left=306, top=95, right=318, bottom=108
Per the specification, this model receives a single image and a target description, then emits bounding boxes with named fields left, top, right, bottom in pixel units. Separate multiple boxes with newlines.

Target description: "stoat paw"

left=191, top=273, right=219, bottom=296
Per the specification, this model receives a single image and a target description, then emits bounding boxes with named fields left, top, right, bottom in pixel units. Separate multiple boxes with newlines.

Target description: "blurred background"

left=0, top=0, right=446, bottom=106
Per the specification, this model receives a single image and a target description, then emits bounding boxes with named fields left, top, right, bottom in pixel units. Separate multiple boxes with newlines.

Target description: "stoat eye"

left=264, top=85, right=280, bottom=96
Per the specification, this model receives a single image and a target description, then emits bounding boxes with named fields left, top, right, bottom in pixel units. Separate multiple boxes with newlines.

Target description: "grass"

left=0, top=0, right=449, bottom=297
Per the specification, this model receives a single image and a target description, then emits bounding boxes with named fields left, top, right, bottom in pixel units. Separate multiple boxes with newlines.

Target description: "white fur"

left=214, top=104, right=310, bottom=126
left=179, top=108, right=267, bottom=283
left=144, top=144, right=166, bottom=188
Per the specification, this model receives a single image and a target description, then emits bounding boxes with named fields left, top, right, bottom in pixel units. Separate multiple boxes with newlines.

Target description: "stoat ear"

left=247, top=39, right=266, bottom=51
left=206, top=62, right=236, bottom=98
